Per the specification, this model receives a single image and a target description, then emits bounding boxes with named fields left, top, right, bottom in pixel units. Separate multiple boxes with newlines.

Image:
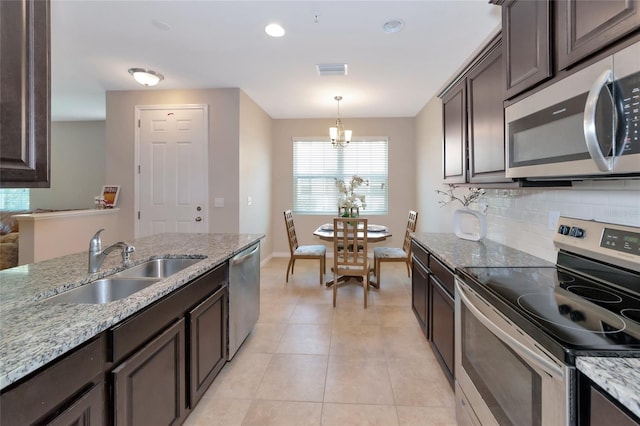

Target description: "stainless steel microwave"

left=506, top=40, right=640, bottom=180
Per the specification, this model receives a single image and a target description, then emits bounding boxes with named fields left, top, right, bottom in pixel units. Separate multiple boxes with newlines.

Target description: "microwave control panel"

left=619, top=71, right=640, bottom=155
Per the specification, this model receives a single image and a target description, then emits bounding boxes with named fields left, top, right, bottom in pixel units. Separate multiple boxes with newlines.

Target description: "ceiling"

left=50, top=0, right=501, bottom=121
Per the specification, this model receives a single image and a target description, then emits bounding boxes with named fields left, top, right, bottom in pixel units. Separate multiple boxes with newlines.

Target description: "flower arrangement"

left=435, top=184, right=486, bottom=208
left=335, top=175, right=369, bottom=210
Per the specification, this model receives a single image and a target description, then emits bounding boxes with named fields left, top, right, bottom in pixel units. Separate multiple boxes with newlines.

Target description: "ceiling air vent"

left=317, top=63, right=348, bottom=76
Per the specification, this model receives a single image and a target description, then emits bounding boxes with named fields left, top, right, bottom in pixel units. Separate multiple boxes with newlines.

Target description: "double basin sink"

left=44, top=258, right=203, bottom=304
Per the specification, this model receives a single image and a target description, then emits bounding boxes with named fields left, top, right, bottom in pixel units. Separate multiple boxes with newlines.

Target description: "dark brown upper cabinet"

left=442, top=81, right=467, bottom=184
left=0, top=0, right=51, bottom=188
left=467, top=45, right=508, bottom=183
left=556, top=0, right=640, bottom=70
left=501, top=0, right=552, bottom=99
left=441, top=35, right=508, bottom=184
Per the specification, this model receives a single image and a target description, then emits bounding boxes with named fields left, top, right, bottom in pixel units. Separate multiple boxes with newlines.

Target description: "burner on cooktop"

left=517, top=292, right=626, bottom=335
left=565, top=285, right=623, bottom=304
left=621, top=309, right=640, bottom=323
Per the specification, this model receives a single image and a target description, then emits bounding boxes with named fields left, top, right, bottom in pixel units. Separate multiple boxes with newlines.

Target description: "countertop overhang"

left=0, top=232, right=263, bottom=391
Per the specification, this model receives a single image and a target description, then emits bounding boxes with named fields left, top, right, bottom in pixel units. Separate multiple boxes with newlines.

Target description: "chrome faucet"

left=88, top=228, right=135, bottom=273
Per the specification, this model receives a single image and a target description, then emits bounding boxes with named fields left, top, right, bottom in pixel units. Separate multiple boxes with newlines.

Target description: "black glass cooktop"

left=459, top=264, right=640, bottom=362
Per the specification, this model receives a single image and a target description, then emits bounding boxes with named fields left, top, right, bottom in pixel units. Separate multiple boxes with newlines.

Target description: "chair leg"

left=319, top=257, right=324, bottom=285
left=405, top=259, right=411, bottom=277
left=333, top=276, right=338, bottom=307
left=364, top=273, right=369, bottom=309
left=375, top=258, right=381, bottom=288
left=286, top=257, right=294, bottom=282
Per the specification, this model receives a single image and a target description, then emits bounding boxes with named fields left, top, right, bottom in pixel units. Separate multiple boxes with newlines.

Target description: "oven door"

left=454, top=279, right=574, bottom=426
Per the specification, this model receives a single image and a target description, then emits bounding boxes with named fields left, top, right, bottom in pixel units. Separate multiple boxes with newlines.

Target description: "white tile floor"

left=184, top=257, right=456, bottom=426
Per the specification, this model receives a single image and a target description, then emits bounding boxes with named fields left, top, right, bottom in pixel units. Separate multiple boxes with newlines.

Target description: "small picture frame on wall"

left=101, top=185, right=120, bottom=208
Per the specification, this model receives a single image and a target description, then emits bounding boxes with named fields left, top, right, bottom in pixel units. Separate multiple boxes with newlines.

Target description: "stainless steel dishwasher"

left=227, top=242, right=260, bottom=359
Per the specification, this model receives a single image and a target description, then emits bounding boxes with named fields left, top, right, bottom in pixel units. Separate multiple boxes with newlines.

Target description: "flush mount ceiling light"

left=382, top=19, right=405, bottom=33
left=128, top=68, right=164, bottom=86
left=265, top=23, right=285, bottom=37
left=329, top=96, right=352, bottom=148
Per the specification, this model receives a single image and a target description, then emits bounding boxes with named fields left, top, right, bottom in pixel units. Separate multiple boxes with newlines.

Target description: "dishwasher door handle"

left=232, top=244, right=259, bottom=266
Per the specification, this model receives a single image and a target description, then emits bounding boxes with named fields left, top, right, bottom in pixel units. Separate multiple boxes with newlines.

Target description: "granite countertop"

left=411, top=232, right=554, bottom=270
left=0, top=232, right=263, bottom=391
left=576, top=357, right=640, bottom=419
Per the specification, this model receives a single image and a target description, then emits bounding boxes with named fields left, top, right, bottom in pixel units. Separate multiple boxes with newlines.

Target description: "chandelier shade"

left=330, top=96, right=352, bottom=148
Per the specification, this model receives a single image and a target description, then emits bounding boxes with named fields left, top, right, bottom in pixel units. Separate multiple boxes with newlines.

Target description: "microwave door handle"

left=456, top=281, right=564, bottom=379
left=584, top=70, right=615, bottom=172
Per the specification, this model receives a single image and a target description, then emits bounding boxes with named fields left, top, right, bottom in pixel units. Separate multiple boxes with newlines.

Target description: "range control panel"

left=554, top=216, right=640, bottom=273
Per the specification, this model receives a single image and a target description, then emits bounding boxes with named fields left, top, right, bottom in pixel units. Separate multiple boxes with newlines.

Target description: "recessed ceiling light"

left=382, top=19, right=405, bottom=33
left=265, top=23, right=285, bottom=37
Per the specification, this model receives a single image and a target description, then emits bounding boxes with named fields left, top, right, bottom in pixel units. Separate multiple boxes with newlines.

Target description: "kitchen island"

left=0, top=232, right=263, bottom=392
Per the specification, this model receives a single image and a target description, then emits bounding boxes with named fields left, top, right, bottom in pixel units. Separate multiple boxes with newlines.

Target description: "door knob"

left=195, top=217, right=202, bottom=222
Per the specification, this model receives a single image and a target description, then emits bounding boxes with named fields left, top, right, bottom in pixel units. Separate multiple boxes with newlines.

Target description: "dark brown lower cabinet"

left=188, top=285, right=228, bottom=407
left=47, top=384, right=104, bottom=426
left=0, top=336, right=105, bottom=425
left=113, top=318, right=187, bottom=426
left=430, top=276, right=455, bottom=388
left=411, top=255, right=429, bottom=339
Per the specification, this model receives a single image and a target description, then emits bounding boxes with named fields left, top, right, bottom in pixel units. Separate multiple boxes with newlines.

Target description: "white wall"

left=271, top=117, right=416, bottom=256
left=104, top=88, right=273, bottom=261
left=239, top=91, right=273, bottom=256
left=30, top=121, right=105, bottom=210
left=415, top=95, right=640, bottom=263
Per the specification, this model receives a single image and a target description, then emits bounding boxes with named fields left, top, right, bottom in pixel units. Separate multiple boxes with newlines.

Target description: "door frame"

left=134, top=104, right=210, bottom=238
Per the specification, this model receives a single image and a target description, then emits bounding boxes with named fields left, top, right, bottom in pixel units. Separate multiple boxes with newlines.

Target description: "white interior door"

left=136, top=105, right=208, bottom=237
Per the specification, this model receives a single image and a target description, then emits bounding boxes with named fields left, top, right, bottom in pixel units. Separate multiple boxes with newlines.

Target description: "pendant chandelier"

left=329, top=96, right=352, bottom=148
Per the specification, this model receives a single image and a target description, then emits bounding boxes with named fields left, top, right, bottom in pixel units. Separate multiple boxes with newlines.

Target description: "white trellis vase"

left=453, top=207, right=487, bottom=241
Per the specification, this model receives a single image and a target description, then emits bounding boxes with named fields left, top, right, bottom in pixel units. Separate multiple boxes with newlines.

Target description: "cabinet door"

left=556, top=0, right=640, bottom=70
left=188, top=285, right=228, bottom=407
left=0, top=0, right=50, bottom=188
left=411, top=258, right=429, bottom=339
left=113, top=319, right=186, bottom=426
left=47, top=384, right=104, bottom=426
left=430, top=277, right=455, bottom=389
left=442, top=81, right=467, bottom=183
left=467, top=44, right=509, bottom=183
left=502, top=0, right=551, bottom=98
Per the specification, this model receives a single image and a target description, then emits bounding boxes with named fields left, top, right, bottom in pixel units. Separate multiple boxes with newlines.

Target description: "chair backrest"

left=402, top=210, right=419, bottom=253
left=338, top=206, right=360, bottom=217
left=284, top=210, right=299, bottom=254
left=333, top=217, right=368, bottom=276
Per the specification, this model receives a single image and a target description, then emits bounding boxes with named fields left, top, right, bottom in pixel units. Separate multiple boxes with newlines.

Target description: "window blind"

left=293, top=138, right=388, bottom=215
left=0, top=189, right=30, bottom=211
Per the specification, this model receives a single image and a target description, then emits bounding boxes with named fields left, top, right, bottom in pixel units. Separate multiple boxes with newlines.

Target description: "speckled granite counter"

left=0, top=232, right=263, bottom=391
left=411, top=232, right=554, bottom=270
left=577, top=357, right=640, bottom=419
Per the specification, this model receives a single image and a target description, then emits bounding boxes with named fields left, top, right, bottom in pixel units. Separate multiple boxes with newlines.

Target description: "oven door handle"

left=584, top=69, right=616, bottom=172
left=456, top=281, right=564, bottom=379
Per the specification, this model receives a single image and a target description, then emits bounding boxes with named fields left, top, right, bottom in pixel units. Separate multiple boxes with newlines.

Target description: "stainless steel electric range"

left=454, top=217, right=640, bottom=426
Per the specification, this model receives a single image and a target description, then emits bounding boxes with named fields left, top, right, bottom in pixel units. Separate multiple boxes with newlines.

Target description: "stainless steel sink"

left=44, top=278, right=159, bottom=304
left=111, top=257, right=202, bottom=279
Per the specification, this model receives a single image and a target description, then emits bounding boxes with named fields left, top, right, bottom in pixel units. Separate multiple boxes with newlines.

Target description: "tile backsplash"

left=481, top=180, right=640, bottom=262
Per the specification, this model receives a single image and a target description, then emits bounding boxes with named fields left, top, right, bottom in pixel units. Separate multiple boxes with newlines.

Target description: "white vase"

left=453, top=207, right=487, bottom=241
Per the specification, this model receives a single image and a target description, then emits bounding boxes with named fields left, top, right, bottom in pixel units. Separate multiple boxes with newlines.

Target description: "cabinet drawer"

left=109, top=263, right=227, bottom=364
left=411, top=241, right=429, bottom=268
left=430, top=255, right=455, bottom=296
left=0, top=336, right=104, bottom=425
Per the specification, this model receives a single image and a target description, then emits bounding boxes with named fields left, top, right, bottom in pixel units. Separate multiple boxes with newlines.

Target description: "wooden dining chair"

left=332, top=217, right=369, bottom=308
left=372, top=210, right=418, bottom=289
left=284, top=210, right=326, bottom=285
left=338, top=206, right=360, bottom=217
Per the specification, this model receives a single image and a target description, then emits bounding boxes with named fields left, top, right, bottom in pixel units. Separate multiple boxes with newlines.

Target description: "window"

left=293, top=138, right=388, bottom=214
left=0, top=189, right=30, bottom=211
